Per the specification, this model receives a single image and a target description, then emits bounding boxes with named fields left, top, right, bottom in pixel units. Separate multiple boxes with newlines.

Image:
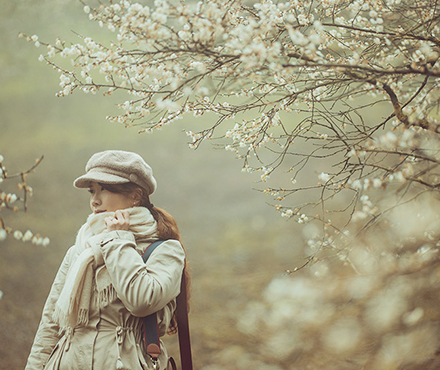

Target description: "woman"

left=25, top=150, right=188, bottom=370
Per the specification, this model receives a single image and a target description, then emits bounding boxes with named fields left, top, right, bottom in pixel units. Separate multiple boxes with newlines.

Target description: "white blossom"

left=373, top=178, right=382, bottom=188
left=318, top=172, right=331, bottom=182
left=6, top=193, right=17, bottom=203
left=322, top=318, right=363, bottom=353
left=13, top=230, right=23, bottom=240
left=23, top=230, right=33, bottom=242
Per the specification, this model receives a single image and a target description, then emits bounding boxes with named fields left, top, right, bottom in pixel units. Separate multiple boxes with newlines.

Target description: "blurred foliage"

left=0, top=1, right=301, bottom=369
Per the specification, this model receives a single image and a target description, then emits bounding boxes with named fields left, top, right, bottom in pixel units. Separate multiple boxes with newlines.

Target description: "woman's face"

left=88, top=182, right=134, bottom=214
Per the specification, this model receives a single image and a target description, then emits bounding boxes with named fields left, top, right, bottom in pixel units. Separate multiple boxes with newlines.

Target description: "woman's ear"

left=133, top=187, right=143, bottom=205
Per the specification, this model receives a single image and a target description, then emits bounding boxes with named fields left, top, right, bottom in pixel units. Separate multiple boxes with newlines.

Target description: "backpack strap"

left=176, top=270, right=193, bottom=370
left=142, top=240, right=165, bottom=361
left=142, top=240, right=194, bottom=370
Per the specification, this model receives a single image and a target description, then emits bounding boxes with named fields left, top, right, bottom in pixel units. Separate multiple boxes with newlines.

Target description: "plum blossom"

left=0, top=155, right=49, bottom=245
left=318, top=172, right=331, bottom=182
left=13, top=230, right=23, bottom=240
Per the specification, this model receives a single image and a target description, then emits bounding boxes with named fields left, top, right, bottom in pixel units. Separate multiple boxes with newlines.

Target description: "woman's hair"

left=99, top=182, right=190, bottom=334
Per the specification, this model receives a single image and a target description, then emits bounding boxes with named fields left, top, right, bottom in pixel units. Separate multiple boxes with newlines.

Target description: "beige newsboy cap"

left=73, top=150, right=157, bottom=195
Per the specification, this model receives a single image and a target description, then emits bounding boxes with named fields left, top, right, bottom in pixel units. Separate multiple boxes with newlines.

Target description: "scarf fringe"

left=53, top=305, right=90, bottom=329
left=77, top=308, right=89, bottom=326
left=97, top=284, right=118, bottom=308
left=52, top=306, right=69, bottom=330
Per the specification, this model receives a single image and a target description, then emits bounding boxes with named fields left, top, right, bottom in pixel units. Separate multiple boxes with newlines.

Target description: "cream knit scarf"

left=53, top=207, right=157, bottom=331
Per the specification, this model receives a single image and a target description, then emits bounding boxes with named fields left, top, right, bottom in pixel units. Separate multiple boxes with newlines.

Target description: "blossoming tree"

left=0, top=155, right=49, bottom=300
left=0, top=155, right=49, bottom=246
left=25, top=0, right=440, bottom=367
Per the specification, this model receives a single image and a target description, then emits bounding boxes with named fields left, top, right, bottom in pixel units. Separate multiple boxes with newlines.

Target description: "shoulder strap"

left=176, top=271, right=193, bottom=370
left=142, top=240, right=194, bottom=370
left=142, top=240, right=165, bottom=360
left=142, top=240, right=165, bottom=263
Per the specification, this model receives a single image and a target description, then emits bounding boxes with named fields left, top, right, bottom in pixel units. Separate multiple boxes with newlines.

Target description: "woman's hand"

left=105, top=209, right=130, bottom=231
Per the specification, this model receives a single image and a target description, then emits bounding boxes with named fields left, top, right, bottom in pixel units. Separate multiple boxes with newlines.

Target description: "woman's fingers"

left=115, top=209, right=130, bottom=221
left=105, top=210, right=130, bottom=231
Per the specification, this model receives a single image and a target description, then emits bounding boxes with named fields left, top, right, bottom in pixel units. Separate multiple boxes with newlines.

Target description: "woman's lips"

left=94, top=210, right=106, bottom=214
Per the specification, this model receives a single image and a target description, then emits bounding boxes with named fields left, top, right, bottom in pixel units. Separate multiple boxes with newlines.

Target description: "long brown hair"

left=100, top=182, right=190, bottom=335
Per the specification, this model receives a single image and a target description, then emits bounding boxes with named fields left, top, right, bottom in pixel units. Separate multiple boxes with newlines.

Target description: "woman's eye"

left=88, top=189, right=94, bottom=194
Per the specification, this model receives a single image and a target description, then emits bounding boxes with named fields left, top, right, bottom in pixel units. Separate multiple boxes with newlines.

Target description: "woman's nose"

left=92, top=196, right=101, bottom=207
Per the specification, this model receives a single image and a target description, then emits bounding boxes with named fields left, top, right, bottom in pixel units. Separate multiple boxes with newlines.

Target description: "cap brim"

left=73, top=169, right=130, bottom=189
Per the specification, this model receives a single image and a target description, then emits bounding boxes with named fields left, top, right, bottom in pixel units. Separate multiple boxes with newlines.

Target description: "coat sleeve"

left=96, top=231, right=185, bottom=317
left=25, top=246, right=74, bottom=370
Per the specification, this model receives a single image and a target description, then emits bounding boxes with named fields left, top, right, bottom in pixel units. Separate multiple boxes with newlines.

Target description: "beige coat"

left=25, top=230, right=185, bottom=370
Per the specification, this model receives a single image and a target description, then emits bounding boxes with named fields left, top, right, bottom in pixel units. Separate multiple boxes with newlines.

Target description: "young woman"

left=25, top=150, right=189, bottom=370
